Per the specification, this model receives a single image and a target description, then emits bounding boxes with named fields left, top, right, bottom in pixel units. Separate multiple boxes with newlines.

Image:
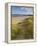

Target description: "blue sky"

left=11, top=6, right=33, bottom=15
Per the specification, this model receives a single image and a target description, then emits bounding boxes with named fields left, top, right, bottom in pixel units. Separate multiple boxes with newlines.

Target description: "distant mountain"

left=11, top=14, right=33, bottom=17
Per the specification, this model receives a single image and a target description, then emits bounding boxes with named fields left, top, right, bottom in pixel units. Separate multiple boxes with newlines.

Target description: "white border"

left=8, top=3, right=35, bottom=43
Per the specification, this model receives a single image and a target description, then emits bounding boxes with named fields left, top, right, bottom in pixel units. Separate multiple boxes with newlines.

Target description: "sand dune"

left=12, top=16, right=30, bottom=24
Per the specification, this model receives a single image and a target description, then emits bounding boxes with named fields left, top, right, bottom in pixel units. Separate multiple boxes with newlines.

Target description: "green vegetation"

left=11, top=16, right=33, bottom=40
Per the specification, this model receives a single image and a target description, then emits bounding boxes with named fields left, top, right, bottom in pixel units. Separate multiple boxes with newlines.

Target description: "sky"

left=11, top=6, right=34, bottom=15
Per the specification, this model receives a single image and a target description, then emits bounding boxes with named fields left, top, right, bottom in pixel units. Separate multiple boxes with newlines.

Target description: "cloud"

left=11, top=6, right=33, bottom=15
